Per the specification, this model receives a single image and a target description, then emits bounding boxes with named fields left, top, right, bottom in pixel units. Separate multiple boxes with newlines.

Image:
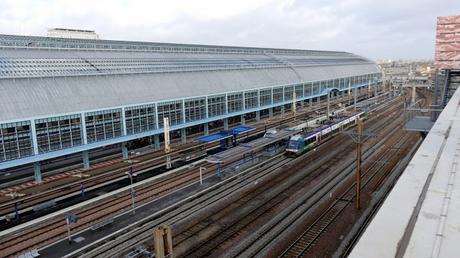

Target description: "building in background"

left=433, top=15, right=460, bottom=107
left=47, top=28, right=99, bottom=39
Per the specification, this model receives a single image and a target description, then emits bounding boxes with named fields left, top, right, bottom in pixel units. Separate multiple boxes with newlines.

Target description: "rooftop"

left=350, top=83, right=460, bottom=258
left=0, top=34, right=379, bottom=122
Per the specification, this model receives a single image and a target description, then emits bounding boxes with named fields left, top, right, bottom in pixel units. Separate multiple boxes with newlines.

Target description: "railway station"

left=0, top=34, right=381, bottom=184
left=0, top=4, right=458, bottom=258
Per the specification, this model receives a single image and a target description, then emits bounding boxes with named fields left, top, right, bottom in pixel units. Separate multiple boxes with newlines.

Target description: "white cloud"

left=0, top=0, right=458, bottom=59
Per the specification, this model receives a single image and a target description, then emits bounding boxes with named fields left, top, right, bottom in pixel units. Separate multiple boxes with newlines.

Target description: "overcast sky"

left=0, top=0, right=458, bottom=60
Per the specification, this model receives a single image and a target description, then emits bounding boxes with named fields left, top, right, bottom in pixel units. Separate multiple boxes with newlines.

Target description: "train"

left=285, top=112, right=366, bottom=156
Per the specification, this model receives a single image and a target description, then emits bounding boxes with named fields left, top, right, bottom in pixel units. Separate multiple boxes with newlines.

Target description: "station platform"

left=205, top=128, right=297, bottom=164
left=194, top=125, right=255, bottom=144
left=350, top=86, right=460, bottom=257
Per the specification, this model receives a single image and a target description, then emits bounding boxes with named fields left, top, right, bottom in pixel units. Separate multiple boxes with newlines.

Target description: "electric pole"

left=355, top=118, right=363, bottom=210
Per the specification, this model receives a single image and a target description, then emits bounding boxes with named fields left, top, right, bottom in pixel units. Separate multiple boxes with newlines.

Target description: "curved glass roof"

left=0, top=34, right=380, bottom=122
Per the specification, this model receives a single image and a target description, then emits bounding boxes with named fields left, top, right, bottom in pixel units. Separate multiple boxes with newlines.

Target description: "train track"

left=219, top=99, right=406, bottom=258
left=0, top=96, right=361, bottom=257
left=66, top=154, right=296, bottom=258
left=278, top=125, right=417, bottom=257
left=1, top=90, right=377, bottom=193
left=59, top=94, right=401, bottom=258
left=0, top=92, right=388, bottom=257
left=0, top=93, right=377, bottom=221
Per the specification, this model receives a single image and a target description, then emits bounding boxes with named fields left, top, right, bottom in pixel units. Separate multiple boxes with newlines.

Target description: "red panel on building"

left=435, top=15, right=460, bottom=69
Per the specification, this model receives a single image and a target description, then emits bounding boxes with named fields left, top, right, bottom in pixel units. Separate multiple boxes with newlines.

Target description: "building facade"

left=0, top=34, right=381, bottom=179
left=433, top=15, right=460, bottom=108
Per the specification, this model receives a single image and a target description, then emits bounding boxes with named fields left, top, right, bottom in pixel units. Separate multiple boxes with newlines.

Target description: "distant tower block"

left=47, top=28, right=99, bottom=39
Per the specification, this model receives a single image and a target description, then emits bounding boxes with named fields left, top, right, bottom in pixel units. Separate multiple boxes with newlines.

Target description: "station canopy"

left=194, top=126, right=255, bottom=144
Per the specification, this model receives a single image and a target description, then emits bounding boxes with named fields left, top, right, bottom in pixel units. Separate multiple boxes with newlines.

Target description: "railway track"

left=219, top=100, right=406, bottom=258
left=0, top=98, right=356, bottom=257
left=0, top=92, right=387, bottom=257
left=1, top=91, right=377, bottom=192
left=279, top=126, right=417, bottom=257
left=65, top=154, right=296, bottom=258
left=0, top=93, right=377, bottom=222
left=0, top=158, right=221, bottom=257
left=59, top=94, right=400, bottom=258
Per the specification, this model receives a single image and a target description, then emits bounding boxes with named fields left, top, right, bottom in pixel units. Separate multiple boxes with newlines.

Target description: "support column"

left=255, top=111, right=260, bottom=121
left=181, top=128, right=186, bottom=144
left=82, top=150, right=90, bottom=170
left=269, top=108, right=273, bottom=118
left=122, top=142, right=128, bottom=160
left=300, top=101, right=304, bottom=109
left=224, top=118, right=229, bottom=130
left=281, top=105, right=285, bottom=116
left=240, top=115, right=246, bottom=125
left=33, top=162, right=42, bottom=184
left=154, top=134, right=160, bottom=150
left=148, top=136, right=153, bottom=145
left=204, top=123, right=209, bottom=135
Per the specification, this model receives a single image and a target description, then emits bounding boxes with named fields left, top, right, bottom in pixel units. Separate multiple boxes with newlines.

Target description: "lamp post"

left=199, top=167, right=207, bottom=185
left=125, top=168, right=137, bottom=214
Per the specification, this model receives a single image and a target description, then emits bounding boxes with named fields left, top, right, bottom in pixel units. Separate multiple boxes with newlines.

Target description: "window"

left=273, top=87, right=284, bottom=103
left=35, top=114, right=82, bottom=153
left=207, top=94, right=226, bottom=117
left=227, top=92, right=243, bottom=113
left=0, top=121, right=33, bottom=161
left=259, top=88, right=272, bottom=106
left=304, top=83, right=312, bottom=97
left=85, top=109, right=122, bottom=143
left=184, top=98, right=206, bottom=122
left=244, top=90, right=258, bottom=110
left=312, top=82, right=320, bottom=95
left=157, top=100, right=183, bottom=128
left=295, top=85, right=304, bottom=98
left=125, top=104, right=156, bottom=134
left=284, top=86, right=294, bottom=101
